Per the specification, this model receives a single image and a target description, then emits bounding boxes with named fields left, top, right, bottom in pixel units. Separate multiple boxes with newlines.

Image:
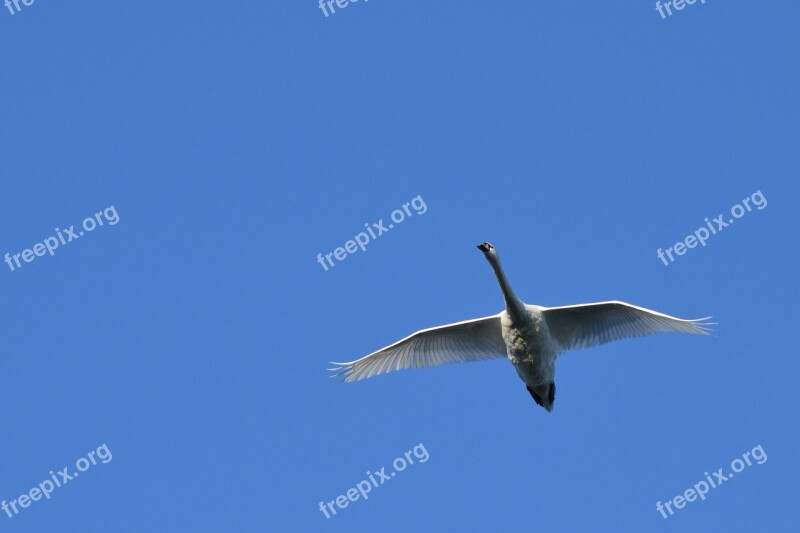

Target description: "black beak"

left=477, top=243, right=489, bottom=252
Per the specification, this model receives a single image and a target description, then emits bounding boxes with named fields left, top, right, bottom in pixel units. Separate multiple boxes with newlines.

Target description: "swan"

left=330, top=242, right=712, bottom=411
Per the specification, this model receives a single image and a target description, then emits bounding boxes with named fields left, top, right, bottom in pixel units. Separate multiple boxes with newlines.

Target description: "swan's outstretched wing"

left=543, top=301, right=712, bottom=354
left=330, top=313, right=507, bottom=382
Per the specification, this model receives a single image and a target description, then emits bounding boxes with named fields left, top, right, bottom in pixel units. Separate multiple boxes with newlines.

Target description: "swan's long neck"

left=487, top=254, right=526, bottom=319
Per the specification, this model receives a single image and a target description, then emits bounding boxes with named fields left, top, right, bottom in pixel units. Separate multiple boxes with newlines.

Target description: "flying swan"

left=330, top=242, right=712, bottom=411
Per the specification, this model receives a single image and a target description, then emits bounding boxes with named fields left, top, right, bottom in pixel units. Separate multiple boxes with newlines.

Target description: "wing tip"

left=689, top=317, right=716, bottom=334
left=328, top=361, right=355, bottom=382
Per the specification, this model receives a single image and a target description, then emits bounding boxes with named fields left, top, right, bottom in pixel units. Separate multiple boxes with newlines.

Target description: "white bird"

left=330, top=242, right=712, bottom=411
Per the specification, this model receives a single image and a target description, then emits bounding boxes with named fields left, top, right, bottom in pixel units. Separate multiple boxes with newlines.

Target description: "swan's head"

left=476, top=242, right=497, bottom=258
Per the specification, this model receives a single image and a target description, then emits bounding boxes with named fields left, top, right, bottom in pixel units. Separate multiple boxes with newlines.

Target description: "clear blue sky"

left=1, top=1, right=798, bottom=531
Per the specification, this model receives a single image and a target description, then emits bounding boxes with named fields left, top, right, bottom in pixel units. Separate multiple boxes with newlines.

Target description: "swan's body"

left=331, top=243, right=711, bottom=412
left=502, top=305, right=558, bottom=409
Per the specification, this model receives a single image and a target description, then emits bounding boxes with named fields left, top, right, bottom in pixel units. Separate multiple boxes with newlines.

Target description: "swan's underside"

left=330, top=301, right=711, bottom=383
left=330, top=243, right=712, bottom=411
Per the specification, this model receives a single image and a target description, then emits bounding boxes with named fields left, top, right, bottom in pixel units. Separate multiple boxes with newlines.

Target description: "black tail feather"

left=527, top=386, right=545, bottom=407
left=527, top=383, right=555, bottom=412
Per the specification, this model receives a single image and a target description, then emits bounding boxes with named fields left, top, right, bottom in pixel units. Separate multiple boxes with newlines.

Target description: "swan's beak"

left=477, top=243, right=492, bottom=252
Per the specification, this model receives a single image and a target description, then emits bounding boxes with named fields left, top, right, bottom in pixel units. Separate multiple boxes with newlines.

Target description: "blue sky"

left=1, top=1, right=798, bottom=531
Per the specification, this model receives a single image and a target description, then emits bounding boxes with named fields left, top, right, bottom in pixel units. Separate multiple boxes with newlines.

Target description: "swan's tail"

left=527, top=383, right=555, bottom=412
